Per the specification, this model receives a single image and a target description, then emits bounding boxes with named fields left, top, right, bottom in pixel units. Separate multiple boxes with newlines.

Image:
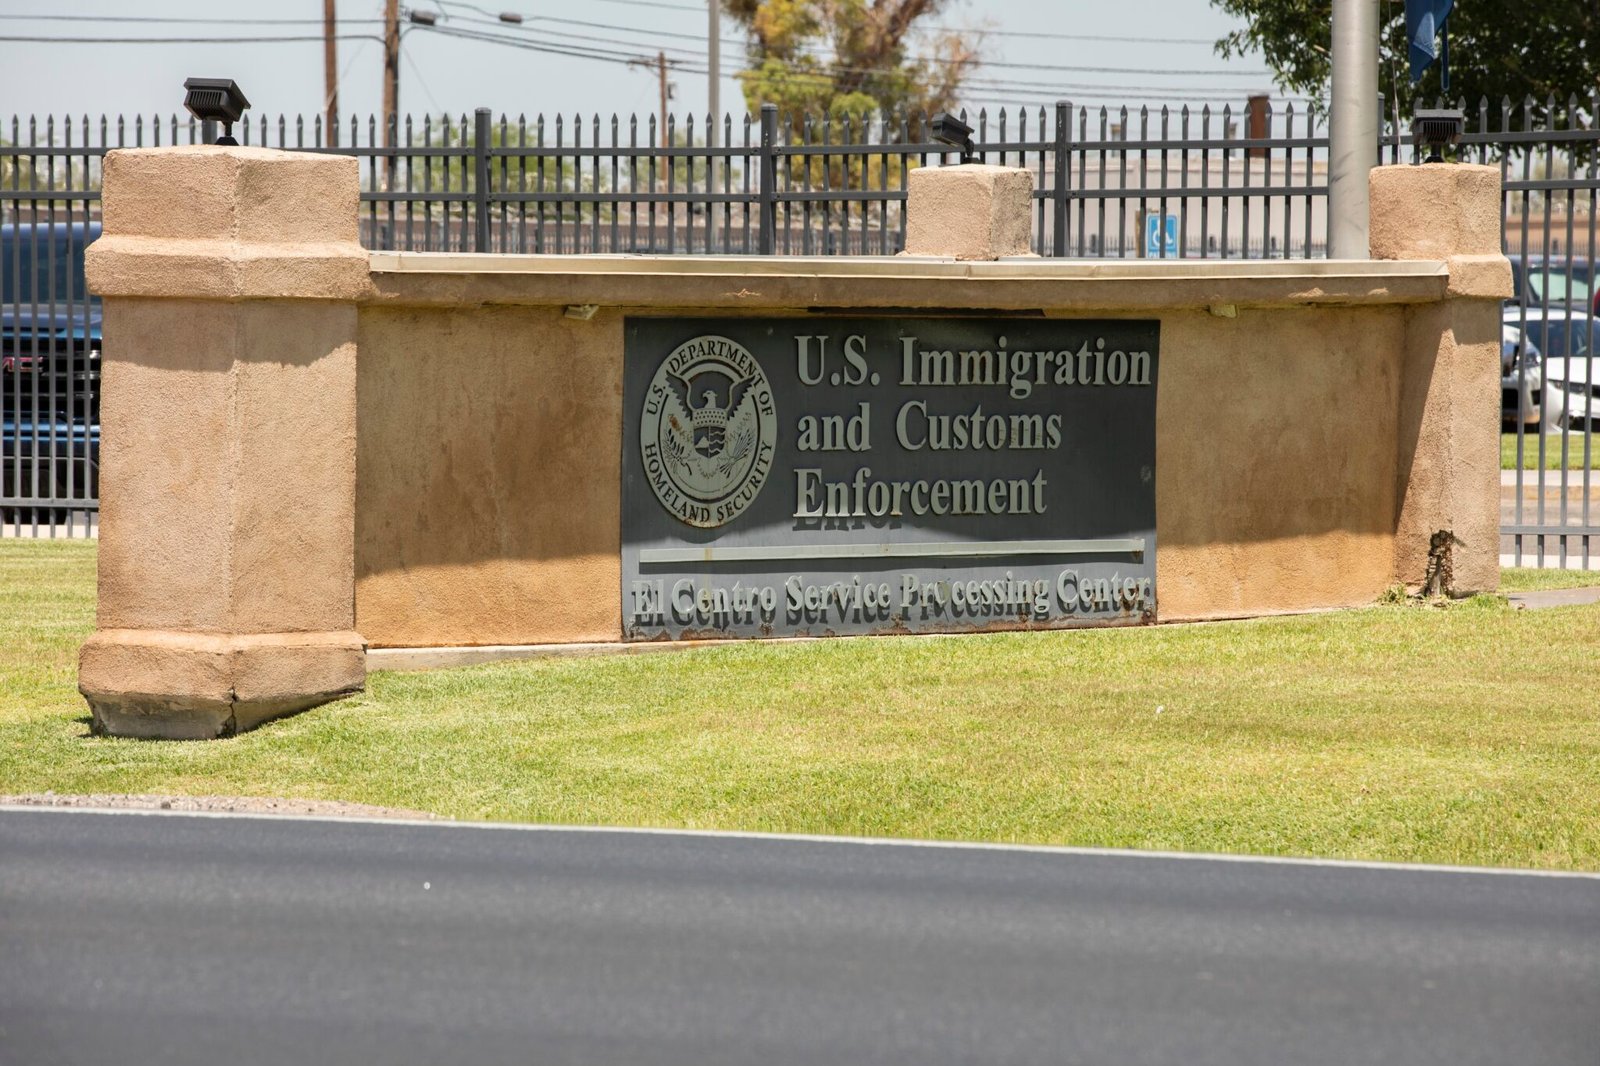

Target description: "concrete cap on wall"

left=101, top=145, right=358, bottom=244
left=1369, top=164, right=1510, bottom=301
left=88, top=145, right=369, bottom=302
left=903, top=163, right=1035, bottom=260
left=1368, top=163, right=1502, bottom=260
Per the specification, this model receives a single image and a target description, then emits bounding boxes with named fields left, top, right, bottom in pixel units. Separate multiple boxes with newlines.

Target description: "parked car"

left=2, top=415, right=100, bottom=507
left=1, top=221, right=101, bottom=521
left=1501, top=318, right=1542, bottom=427
left=1507, top=255, right=1598, bottom=316
left=1504, top=305, right=1600, bottom=431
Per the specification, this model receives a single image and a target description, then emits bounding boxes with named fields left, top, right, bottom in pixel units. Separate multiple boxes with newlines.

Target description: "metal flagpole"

left=1328, top=0, right=1379, bottom=258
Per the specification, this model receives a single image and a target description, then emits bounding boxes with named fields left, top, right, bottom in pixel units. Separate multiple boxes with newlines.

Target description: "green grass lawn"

left=3, top=539, right=1599, bottom=870
left=1502, top=432, right=1600, bottom=469
left=1501, top=567, right=1600, bottom=591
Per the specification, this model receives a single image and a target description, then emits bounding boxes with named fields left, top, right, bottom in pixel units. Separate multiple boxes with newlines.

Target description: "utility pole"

left=707, top=0, right=720, bottom=146
left=1328, top=0, right=1378, bottom=258
left=629, top=51, right=675, bottom=141
left=382, top=0, right=399, bottom=152
left=381, top=0, right=398, bottom=190
left=629, top=51, right=676, bottom=235
left=323, top=0, right=338, bottom=146
left=657, top=51, right=670, bottom=142
left=707, top=0, right=720, bottom=250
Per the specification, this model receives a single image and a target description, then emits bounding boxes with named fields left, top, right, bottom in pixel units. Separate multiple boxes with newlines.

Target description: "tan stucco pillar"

left=1370, top=163, right=1510, bottom=595
left=903, top=164, right=1035, bottom=259
left=80, top=146, right=369, bottom=738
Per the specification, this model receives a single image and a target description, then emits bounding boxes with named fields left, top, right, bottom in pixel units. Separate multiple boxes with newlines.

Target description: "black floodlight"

left=930, top=112, right=976, bottom=163
left=183, top=77, right=250, bottom=145
left=407, top=9, right=439, bottom=25
left=1412, top=108, right=1465, bottom=163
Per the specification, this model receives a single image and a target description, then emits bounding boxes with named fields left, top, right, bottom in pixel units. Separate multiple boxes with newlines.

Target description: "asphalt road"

left=2, top=809, right=1596, bottom=1066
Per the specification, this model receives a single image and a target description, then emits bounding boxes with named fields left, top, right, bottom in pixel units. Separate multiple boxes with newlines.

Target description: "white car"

left=1503, top=307, right=1599, bottom=432
left=1501, top=319, right=1542, bottom=427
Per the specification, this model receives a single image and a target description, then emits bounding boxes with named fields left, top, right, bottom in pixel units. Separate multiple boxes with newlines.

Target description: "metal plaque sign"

left=622, top=317, right=1158, bottom=639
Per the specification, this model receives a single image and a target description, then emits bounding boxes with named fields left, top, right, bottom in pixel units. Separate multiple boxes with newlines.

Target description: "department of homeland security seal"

left=640, top=335, right=778, bottom=528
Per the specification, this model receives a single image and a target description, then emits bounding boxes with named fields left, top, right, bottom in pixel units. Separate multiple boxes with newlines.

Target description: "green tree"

left=1212, top=0, right=1599, bottom=125
left=725, top=0, right=977, bottom=121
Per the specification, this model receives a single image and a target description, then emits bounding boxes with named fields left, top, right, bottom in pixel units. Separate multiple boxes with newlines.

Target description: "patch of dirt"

left=0, top=793, right=442, bottom=820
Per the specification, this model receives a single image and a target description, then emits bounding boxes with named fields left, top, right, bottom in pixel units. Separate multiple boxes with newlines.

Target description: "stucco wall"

left=98, top=298, right=359, bottom=636
left=356, top=305, right=623, bottom=646
left=352, top=286, right=1413, bottom=646
left=1156, top=307, right=1403, bottom=618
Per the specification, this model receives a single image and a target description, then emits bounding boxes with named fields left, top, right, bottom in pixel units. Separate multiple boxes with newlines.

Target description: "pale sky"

left=0, top=0, right=1286, bottom=128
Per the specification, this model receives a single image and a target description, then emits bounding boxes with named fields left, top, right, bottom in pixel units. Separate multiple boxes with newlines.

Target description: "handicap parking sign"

left=1144, top=213, right=1179, bottom=258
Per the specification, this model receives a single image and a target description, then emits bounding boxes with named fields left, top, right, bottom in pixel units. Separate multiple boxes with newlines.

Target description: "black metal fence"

left=3, top=101, right=1337, bottom=260
left=3, top=99, right=1598, bottom=568
left=1473, top=97, right=1600, bottom=571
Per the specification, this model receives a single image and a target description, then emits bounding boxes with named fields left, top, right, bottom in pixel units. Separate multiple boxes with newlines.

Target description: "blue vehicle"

left=2, top=221, right=102, bottom=519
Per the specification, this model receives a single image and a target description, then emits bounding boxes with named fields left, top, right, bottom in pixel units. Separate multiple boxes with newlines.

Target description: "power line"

left=439, top=8, right=1219, bottom=52
left=421, top=23, right=679, bottom=68
left=446, top=14, right=710, bottom=62
left=435, top=8, right=1270, bottom=78
left=0, top=6, right=1244, bottom=52
left=399, top=42, right=444, bottom=114
left=736, top=56, right=1274, bottom=98
left=949, top=27, right=1217, bottom=45
left=967, top=93, right=1314, bottom=108
left=0, top=14, right=384, bottom=24
left=420, top=17, right=1271, bottom=79
left=0, top=34, right=384, bottom=44
left=431, top=1, right=1227, bottom=46
left=448, top=10, right=717, bottom=46
left=576, top=0, right=701, bottom=9
left=0, top=23, right=1284, bottom=109
left=413, top=23, right=1278, bottom=101
left=965, top=59, right=1267, bottom=78
left=0, top=8, right=1266, bottom=80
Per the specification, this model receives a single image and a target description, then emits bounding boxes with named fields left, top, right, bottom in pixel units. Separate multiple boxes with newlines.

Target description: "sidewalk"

left=1506, top=585, right=1600, bottom=610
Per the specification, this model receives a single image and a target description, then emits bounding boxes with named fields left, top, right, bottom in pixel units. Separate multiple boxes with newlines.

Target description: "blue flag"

left=1405, top=0, right=1455, bottom=87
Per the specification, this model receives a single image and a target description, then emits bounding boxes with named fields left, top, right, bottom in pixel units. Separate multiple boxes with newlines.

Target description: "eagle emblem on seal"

left=662, top=368, right=759, bottom=483
left=640, top=335, right=777, bottom=528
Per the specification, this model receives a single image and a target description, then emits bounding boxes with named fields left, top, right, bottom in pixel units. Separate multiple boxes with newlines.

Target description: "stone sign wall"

left=80, top=143, right=1510, bottom=736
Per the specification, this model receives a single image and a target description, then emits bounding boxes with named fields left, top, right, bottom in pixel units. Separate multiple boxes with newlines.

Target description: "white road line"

left=5, top=805, right=1596, bottom=879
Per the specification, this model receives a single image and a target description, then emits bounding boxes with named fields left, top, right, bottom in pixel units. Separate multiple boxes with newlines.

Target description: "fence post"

left=1053, top=100, right=1070, bottom=257
left=474, top=107, right=492, bottom=253
left=758, top=103, right=778, bottom=256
